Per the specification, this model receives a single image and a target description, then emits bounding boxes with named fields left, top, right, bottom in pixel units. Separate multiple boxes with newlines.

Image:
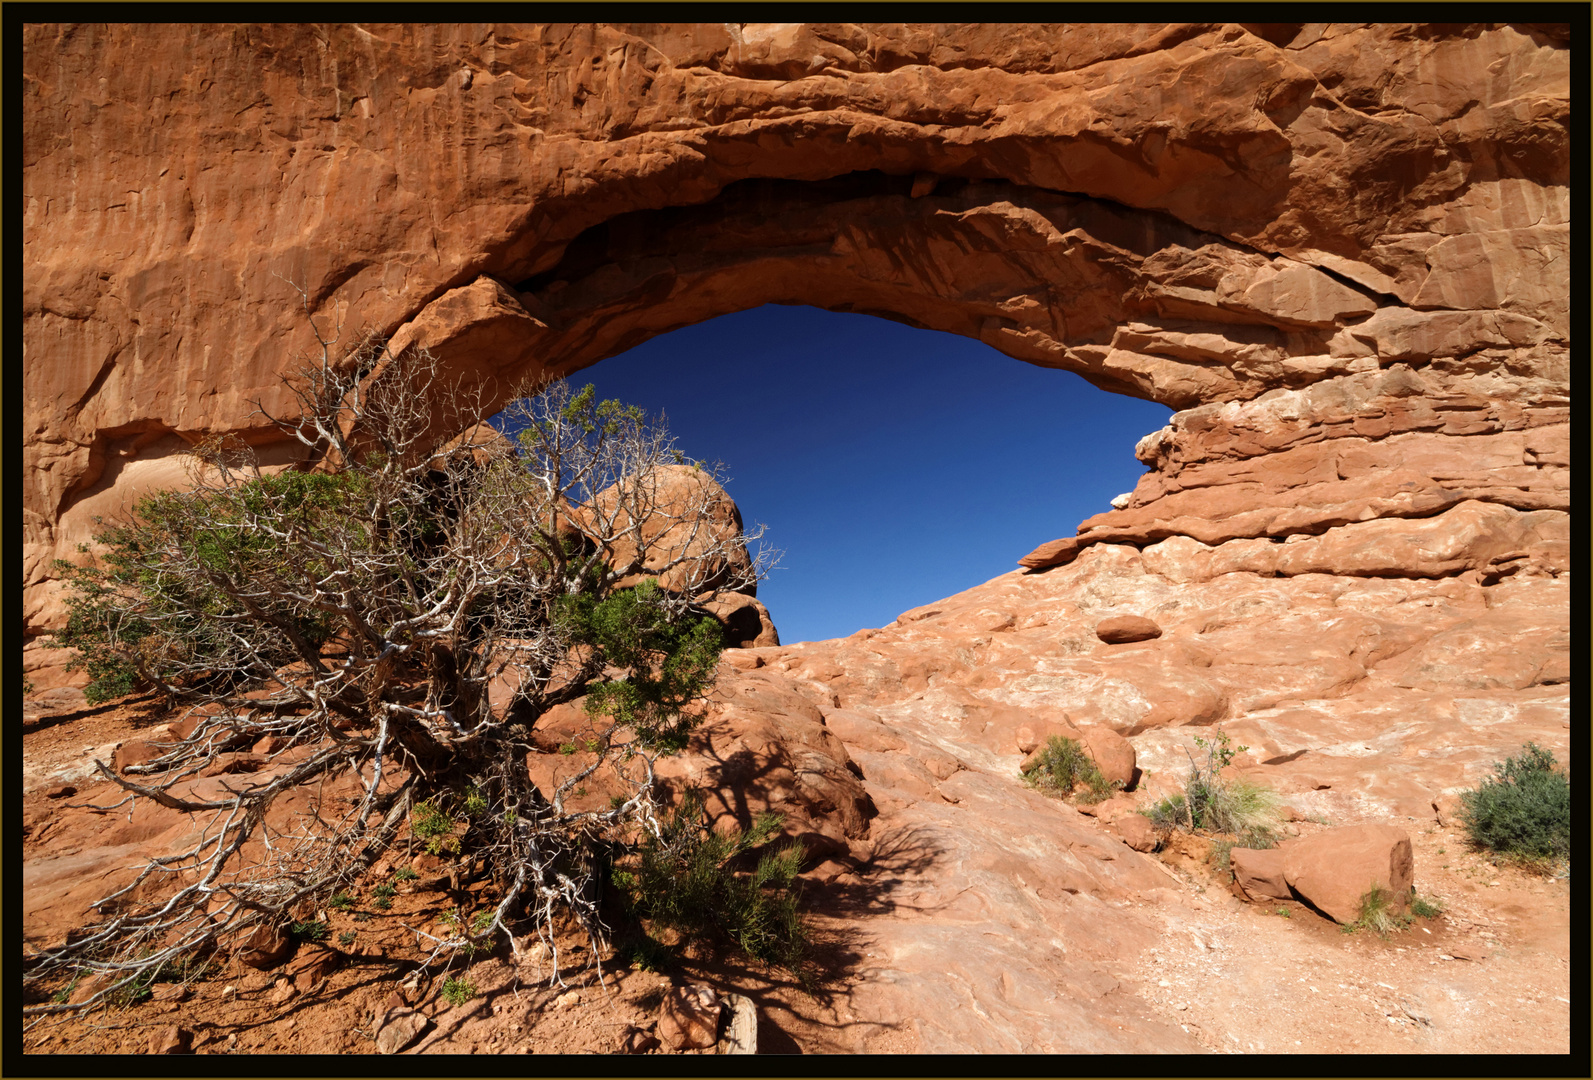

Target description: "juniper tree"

left=29, top=317, right=775, bottom=1013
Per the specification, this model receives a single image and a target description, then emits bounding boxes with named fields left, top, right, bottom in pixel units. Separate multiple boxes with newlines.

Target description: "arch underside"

left=21, top=22, right=1570, bottom=633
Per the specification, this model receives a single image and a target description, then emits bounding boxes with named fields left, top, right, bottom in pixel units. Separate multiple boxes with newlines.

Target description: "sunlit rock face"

left=18, top=23, right=1573, bottom=1054
left=22, top=22, right=1567, bottom=634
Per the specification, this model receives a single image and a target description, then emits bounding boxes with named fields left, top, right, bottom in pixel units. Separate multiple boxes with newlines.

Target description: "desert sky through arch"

left=494, top=303, right=1173, bottom=644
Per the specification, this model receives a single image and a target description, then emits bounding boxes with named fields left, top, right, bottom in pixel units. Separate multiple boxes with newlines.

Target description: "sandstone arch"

left=23, top=22, right=1569, bottom=651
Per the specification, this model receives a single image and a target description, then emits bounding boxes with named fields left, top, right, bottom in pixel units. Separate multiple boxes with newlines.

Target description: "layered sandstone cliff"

left=23, top=22, right=1568, bottom=644
left=18, top=23, right=1572, bottom=1055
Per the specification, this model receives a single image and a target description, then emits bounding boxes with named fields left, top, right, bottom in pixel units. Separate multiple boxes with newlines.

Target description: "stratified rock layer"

left=22, top=22, right=1569, bottom=637
left=19, top=20, right=1572, bottom=1057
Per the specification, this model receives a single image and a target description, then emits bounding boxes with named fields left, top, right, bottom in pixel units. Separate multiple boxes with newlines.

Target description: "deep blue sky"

left=504, top=305, right=1170, bottom=644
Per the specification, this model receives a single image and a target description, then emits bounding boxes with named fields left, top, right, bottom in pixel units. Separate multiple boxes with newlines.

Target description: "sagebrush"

left=1024, top=736, right=1114, bottom=803
left=1458, top=742, right=1570, bottom=867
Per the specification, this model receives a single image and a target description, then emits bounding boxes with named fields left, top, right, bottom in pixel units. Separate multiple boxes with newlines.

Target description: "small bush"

left=1343, top=884, right=1409, bottom=937
left=410, top=801, right=459, bottom=856
left=623, top=933, right=676, bottom=973
left=1025, top=736, right=1114, bottom=803
left=328, top=891, right=355, bottom=911
left=291, top=919, right=329, bottom=942
left=337, top=931, right=357, bottom=947
left=1410, top=895, right=1442, bottom=919
left=1459, top=743, right=1570, bottom=867
left=1142, top=793, right=1188, bottom=833
left=1143, top=729, right=1283, bottom=847
left=391, top=866, right=419, bottom=883
left=51, top=975, right=81, bottom=1005
left=613, top=791, right=809, bottom=983
left=1204, top=776, right=1283, bottom=847
left=440, top=976, right=476, bottom=1006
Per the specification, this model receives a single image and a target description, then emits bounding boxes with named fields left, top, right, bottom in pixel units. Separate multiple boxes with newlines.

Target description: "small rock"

left=43, top=782, right=77, bottom=799
left=720, top=993, right=757, bottom=1055
left=151, top=983, right=190, bottom=1003
left=269, top=977, right=298, bottom=1005
left=553, top=990, right=581, bottom=1009
left=657, top=984, right=722, bottom=1051
left=1230, top=847, right=1293, bottom=904
left=148, top=1025, right=193, bottom=1054
left=112, top=740, right=163, bottom=774
left=285, top=945, right=341, bottom=992
left=622, top=1027, right=660, bottom=1054
left=1094, top=615, right=1162, bottom=644
left=235, top=923, right=293, bottom=970
left=1110, top=814, right=1158, bottom=853
left=375, top=1007, right=433, bottom=1054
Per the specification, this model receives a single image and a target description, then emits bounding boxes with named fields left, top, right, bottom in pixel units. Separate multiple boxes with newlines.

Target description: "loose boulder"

left=375, top=1006, right=433, bottom=1055
left=697, top=590, right=780, bottom=648
left=147, top=1026, right=192, bottom=1054
left=1079, top=726, right=1138, bottom=790
left=594, top=465, right=755, bottom=597
left=1110, top=814, right=1158, bottom=853
left=1281, top=824, right=1414, bottom=924
left=234, top=923, right=293, bottom=970
left=720, top=992, right=758, bottom=1054
left=1095, top=616, right=1163, bottom=644
left=658, top=983, right=722, bottom=1051
left=1230, top=846, right=1293, bottom=903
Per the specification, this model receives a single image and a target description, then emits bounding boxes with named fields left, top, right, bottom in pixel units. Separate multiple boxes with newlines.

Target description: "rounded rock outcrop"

left=1095, top=615, right=1164, bottom=644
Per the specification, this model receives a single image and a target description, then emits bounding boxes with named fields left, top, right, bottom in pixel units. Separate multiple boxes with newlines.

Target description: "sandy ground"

left=19, top=687, right=1572, bottom=1056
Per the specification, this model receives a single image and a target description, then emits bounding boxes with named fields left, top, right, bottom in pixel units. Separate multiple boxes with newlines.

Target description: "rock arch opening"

left=484, top=302, right=1174, bottom=643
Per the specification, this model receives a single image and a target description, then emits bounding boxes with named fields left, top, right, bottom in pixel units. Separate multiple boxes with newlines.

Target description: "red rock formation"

left=19, top=21, right=1572, bottom=1056
left=21, top=22, right=1568, bottom=644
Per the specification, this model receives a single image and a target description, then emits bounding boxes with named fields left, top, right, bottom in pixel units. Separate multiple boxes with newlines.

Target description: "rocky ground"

left=19, top=535, right=1571, bottom=1056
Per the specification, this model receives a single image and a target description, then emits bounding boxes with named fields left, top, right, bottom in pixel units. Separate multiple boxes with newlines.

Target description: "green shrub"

left=290, top=919, right=329, bottom=942
left=613, top=791, right=808, bottom=983
left=1203, top=775, right=1283, bottom=847
left=391, top=866, right=419, bottom=883
left=1459, top=743, right=1570, bottom=867
left=1024, top=736, right=1114, bottom=803
left=440, top=976, right=476, bottom=1006
left=328, top=891, right=355, bottom=911
left=1144, top=729, right=1283, bottom=845
left=1142, top=793, right=1188, bottom=833
left=1410, top=895, right=1442, bottom=919
left=1342, top=884, right=1409, bottom=937
left=410, top=801, right=458, bottom=855
left=337, top=931, right=357, bottom=947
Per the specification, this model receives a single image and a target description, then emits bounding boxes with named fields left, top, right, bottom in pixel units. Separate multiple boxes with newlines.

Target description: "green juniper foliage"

left=26, top=336, right=777, bottom=1015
